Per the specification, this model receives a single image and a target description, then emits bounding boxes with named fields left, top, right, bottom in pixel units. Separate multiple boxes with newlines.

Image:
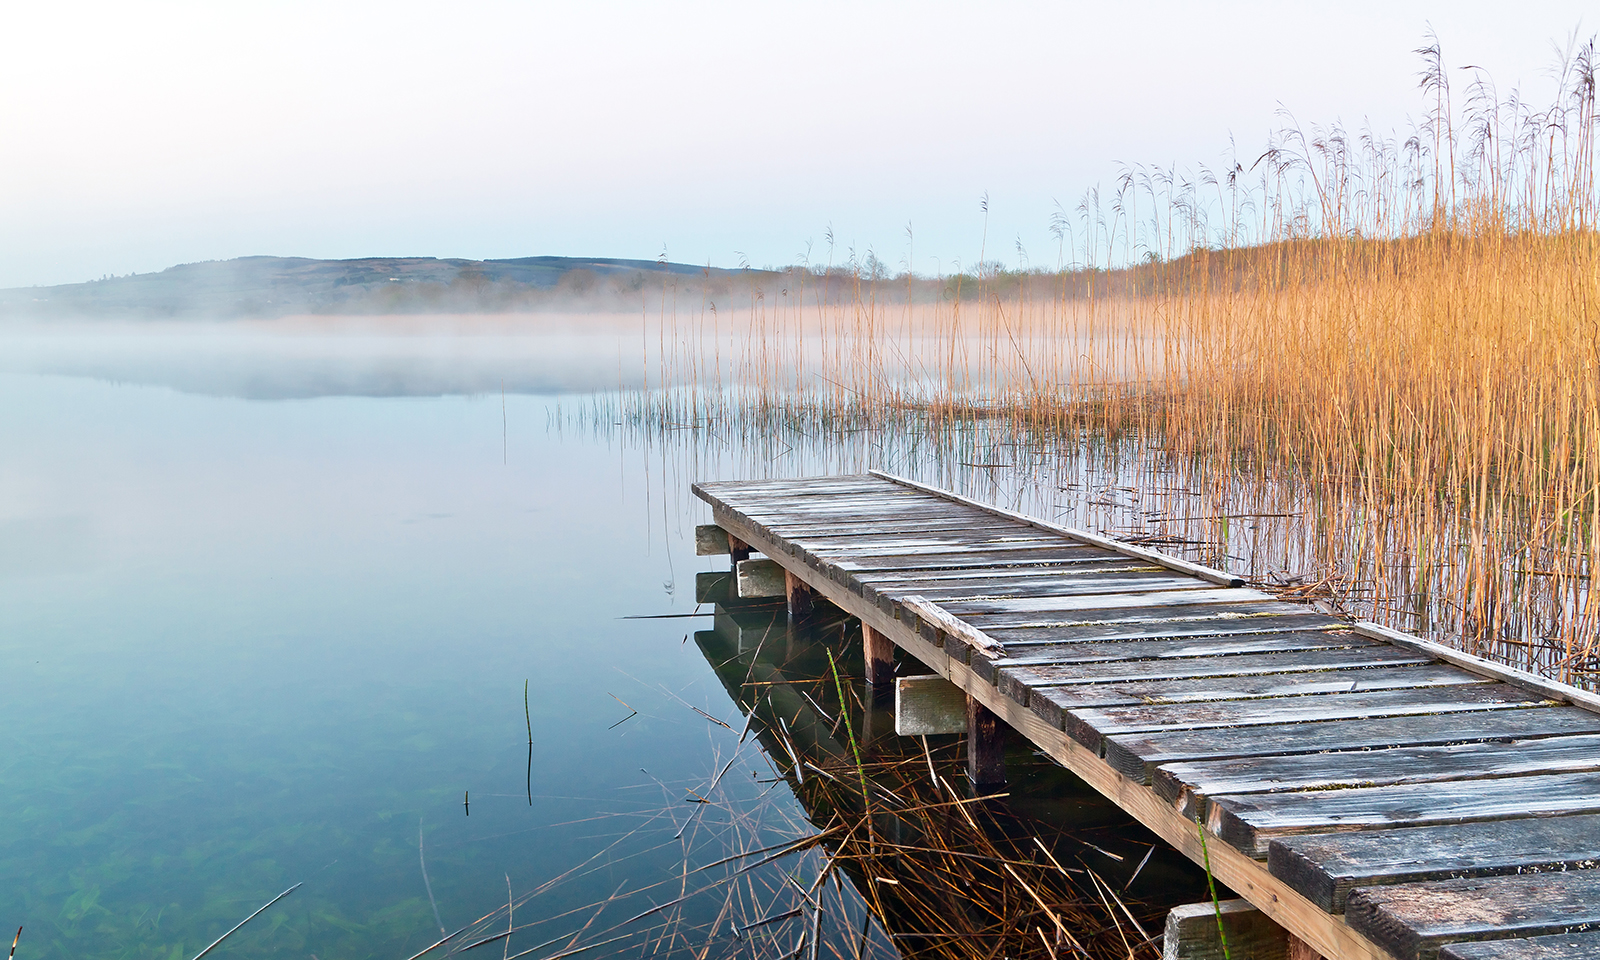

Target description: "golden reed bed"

left=613, top=37, right=1599, bottom=683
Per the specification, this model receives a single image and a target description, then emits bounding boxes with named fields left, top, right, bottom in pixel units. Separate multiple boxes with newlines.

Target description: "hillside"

left=0, top=255, right=771, bottom=320
left=0, top=242, right=1389, bottom=322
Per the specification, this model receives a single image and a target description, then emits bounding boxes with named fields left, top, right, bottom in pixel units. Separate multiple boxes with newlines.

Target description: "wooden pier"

left=693, top=472, right=1600, bottom=960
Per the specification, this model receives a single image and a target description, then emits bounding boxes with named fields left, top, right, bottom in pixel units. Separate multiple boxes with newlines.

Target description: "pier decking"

left=693, top=472, right=1600, bottom=960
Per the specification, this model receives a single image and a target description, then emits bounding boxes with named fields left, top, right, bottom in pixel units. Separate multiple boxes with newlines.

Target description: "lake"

left=0, top=327, right=1206, bottom=960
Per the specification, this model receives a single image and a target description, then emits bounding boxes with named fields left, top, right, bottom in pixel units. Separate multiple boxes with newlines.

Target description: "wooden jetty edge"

left=692, top=472, right=1600, bottom=960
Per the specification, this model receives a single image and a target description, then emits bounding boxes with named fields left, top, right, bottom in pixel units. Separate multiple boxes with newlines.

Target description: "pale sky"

left=1, top=1, right=1593, bottom=287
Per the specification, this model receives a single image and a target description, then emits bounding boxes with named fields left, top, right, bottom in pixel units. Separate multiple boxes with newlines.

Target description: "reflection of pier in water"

left=690, top=573, right=1207, bottom=958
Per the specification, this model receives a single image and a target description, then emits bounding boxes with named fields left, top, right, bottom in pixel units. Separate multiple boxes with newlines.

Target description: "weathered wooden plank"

left=726, top=498, right=964, bottom=519
left=1030, top=664, right=1483, bottom=735
left=863, top=569, right=1185, bottom=599
left=823, top=538, right=1090, bottom=560
left=697, top=478, right=919, bottom=497
left=1345, top=871, right=1600, bottom=960
left=772, top=514, right=1032, bottom=534
left=700, top=481, right=913, bottom=498
left=1357, top=621, right=1600, bottom=717
left=942, top=587, right=1276, bottom=616
left=775, top=515, right=1041, bottom=538
left=895, top=674, right=967, bottom=735
left=871, top=470, right=1244, bottom=586
left=735, top=500, right=996, bottom=520
left=1079, top=683, right=1545, bottom=740
left=1001, top=645, right=1404, bottom=691
left=695, top=474, right=879, bottom=492
left=702, top=480, right=915, bottom=498
left=710, top=502, right=957, bottom=525
left=726, top=508, right=983, bottom=533
left=890, top=574, right=1214, bottom=602
left=833, top=549, right=1121, bottom=573
left=699, top=485, right=900, bottom=503
left=1073, top=685, right=1546, bottom=756
left=1440, top=931, right=1600, bottom=960
left=1268, top=814, right=1600, bottom=913
left=999, top=632, right=1382, bottom=673
left=1008, top=656, right=1399, bottom=718
left=1159, top=732, right=1600, bottom=818
left=1103, top=706, right=1600, bottom=783
left=742, top=504, right=1015, bottom=526
left=792, top=533, right=1067, bottom=555
left=807, top=537, right=1074, bottom=559
left=695, top=524, right=731, bottom=555
left=854, top=558, right=1146, bottom=587
left=1164, top=899, right=1290, bottom=960
left=984, top=613, right=1349, bottom=645
left=901, top=596, right=1005, bottom=659
left=965, top=600, right=1316, bottom=630
left=857, top=565, right=1145, bottom=594
left=758, top=516, right=1030, bottom=538
left=1212, top=770, right=1600, bottom=857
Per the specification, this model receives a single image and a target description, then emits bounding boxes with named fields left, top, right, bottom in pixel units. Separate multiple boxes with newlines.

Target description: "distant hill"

left=2, top=244, right=1315, bottom=321
left=0, top=255, right=776, bottom=320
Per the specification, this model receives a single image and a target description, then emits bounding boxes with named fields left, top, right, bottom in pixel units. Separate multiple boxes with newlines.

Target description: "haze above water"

left=3, top=325, right=1204, bottom=960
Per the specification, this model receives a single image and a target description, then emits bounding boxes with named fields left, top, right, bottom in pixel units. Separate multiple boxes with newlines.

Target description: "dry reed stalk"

left=610, top=34, right=1599, bottom=683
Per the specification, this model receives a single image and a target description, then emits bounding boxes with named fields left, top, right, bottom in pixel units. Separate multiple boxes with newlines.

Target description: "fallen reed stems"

left=425, top=619, right=1171, bottom=960
left=190, top=882, right=302, bottom=960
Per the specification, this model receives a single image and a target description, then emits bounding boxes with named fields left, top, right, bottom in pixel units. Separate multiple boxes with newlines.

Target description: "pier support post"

left=863, top=625, right=894, bottom=692
left=1287, top=936, right=1325, bottom=960
left=1162, top=900, right=1290, bottom=960
left=726, top=533, right=751, bottom=565
left=965, top=694, right=1006, bottom=788
left=784, top=570, right=813, bottom=623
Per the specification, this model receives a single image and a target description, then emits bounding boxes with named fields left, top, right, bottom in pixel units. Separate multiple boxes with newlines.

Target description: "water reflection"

left=3, top=320, right=1561, bottom=960
left=0, top=319, right=650, bottom=399
left=685, top=586, right=1206, bottom=959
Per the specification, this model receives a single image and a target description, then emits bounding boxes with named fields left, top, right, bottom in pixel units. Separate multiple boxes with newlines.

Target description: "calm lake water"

left=0, top=329, right=1204, bottom=960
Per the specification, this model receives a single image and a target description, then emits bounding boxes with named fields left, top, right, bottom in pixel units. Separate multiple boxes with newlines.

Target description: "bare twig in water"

left=738, top=908, right=803, bottom=932
left=189, top=883, right=301, bottom=960
left=526, top=680, right=534, bottom=805
left=1125, top=846, right=1156, bottom=890
left=504, top=931, right=632, bottom=960
left=420, top=818, right=445, bottom=936
left=399, top=924, right=470, bottom=960
left=619, top=613, right=714, bottom=619
left=691, top=705, right=732, bottom=730
left=606, top=693, right=638, bottom=730
left=504, top=874, right=514, bottom=960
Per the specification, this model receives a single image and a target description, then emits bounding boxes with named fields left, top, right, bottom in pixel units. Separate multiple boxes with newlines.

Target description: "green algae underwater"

left=0, top=347, right=1210, bottom=960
